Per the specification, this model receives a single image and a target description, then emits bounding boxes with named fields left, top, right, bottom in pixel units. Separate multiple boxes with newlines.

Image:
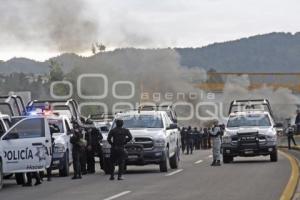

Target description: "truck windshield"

left=113, top=115, right=163, bottom=129
left=227, top=114, right=271, bottom=127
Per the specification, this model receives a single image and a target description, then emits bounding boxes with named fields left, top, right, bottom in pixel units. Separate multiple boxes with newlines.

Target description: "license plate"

left=244, top=150, right=254, bottom=154
left=128, top=155, right=138, bottom=159
left=53, top=160, right=60, bottom=165
left=241, top=136, right=256, bottom=141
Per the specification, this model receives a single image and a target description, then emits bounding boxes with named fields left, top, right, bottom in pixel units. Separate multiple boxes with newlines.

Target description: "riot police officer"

left=85, top=119, right=103, bottom=174
left=107, top=119, right=133, bottom=180
left=70, top=123, right=85, bottom=179
left=180, top=127, right=187, bottom=153
left=186, top=126, right=194, bottom=155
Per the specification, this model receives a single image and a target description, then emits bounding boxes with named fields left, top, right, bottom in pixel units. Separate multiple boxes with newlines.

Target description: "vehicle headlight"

left=222, top=136, right=232, bottom=144
left=154, top=139, right=166, bottom=147
left=266, top=135, right=277, bottom=142
left=54, top=144, right=65, bottom=153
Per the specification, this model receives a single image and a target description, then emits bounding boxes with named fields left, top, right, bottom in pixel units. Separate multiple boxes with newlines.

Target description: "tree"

left=49, top=59, right=64, bottom=82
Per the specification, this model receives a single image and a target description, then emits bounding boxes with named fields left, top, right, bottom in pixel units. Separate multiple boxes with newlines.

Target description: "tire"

left=0, top=159, right=3, bottom=190
left=15, top=173, right=25, bottom=185
left=59, top=152, right=70, bottom=177
left=159, top=149, right=169, bottom=172
left=270, top=150, right=278, bottom=162
left=223, top=154, right=233, bottom=164
left=103, top=157, right=111, bottom=175
left=169, top=146, right=179, bottom=169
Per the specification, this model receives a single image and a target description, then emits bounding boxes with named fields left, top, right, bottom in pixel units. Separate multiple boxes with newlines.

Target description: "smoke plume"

left=0, top=0, right=98, bottom=52
left=222, top=75, right=300, bottom=121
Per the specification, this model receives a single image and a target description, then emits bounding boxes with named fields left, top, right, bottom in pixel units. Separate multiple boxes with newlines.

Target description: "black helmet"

left=116, top=119, right=124, bottom=127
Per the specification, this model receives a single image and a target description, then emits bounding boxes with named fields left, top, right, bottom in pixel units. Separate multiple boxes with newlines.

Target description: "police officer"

left=210, top=123, right=222, bottom=166
left=180, top=127, right=187, bottom=153
left=286, top=123, right=297, bottom=149
left=295, top=111, right=300, bottom=134
left=85, top=119, right=103, bottom=174
left=193, top=127, right=200, bottom=150
left=107, top=119, right=133, bottom=180
left=70, top=123, right=84, bottom=179
left=186, top=126, right=194, bottom=155
left=202, top=128, right=209, bottom=149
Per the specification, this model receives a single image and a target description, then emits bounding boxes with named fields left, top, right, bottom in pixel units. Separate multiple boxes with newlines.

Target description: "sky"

left=0, top=0, right=299, bottom=61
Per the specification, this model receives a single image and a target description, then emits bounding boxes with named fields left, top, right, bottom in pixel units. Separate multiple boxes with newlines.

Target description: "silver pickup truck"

left=102, top=109, right=181, bottom=173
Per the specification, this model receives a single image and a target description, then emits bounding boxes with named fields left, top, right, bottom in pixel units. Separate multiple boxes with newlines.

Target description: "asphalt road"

left=0, top=149, right=291, bottom=200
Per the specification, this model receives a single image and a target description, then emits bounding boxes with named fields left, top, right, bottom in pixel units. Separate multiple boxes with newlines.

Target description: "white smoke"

left=222, top=75, right=300, bottom=121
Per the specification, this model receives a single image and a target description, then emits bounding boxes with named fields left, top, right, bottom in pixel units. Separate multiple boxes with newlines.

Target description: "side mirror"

left=167, top=123, right=178, bottom=130
left=3, top=132, right=19, bottom=140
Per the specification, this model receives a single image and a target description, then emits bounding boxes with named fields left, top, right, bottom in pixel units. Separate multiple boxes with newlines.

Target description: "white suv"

left=222, top=111, right=278, bottom=163
left=102, top=110, right=181, bottom=173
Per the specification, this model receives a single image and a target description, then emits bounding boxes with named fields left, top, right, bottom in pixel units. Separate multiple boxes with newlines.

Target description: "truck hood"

left=225, top=126, right=275, bottom=136
left=129, top=128, right=165, bottom=139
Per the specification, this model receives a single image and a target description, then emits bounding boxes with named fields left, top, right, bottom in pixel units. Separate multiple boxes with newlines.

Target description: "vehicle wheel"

left=170, top=146, right=179, bottom=169
left=223, top=154, right=233, bottom=164
left=160, top=148, right=169, bottom=172
left=59, top=152, right=70, bottom=177
left=270, top=150, right=278, bottom=162
left=15, top=173, right=25, bottom=185
left=0, top=159, right=3, bottom=190
left=103, top=157, right=111, bottom=175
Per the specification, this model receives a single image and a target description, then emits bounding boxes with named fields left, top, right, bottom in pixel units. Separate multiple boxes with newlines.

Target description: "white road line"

left=194, top=160, right=203, bottom=164
left=103, top=191, right=131, bottom=200
left=165, top=169, right=183, bottom=177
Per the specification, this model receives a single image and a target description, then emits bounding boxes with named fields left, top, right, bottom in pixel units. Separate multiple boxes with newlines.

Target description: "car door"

left=163, top=113, right=174, bottom=155
left=0, top=117, right=51, bottom=173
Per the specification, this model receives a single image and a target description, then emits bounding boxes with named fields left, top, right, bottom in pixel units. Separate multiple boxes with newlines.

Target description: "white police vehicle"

left=222, top=110, right=278, bottom=163
left=102, top=109, right=181, bottom=173
left=0, top=116, right=52, bottom=189
left=47, top=115, right=73, bottom=177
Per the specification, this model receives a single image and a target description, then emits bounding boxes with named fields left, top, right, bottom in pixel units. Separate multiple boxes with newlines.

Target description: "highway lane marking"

left=165, top=169, right=183, bottom=177
left=103, top=191, right=131, bottom=200
left=279, top=150, right=299, bottom=200
left=194, top=160, right=203, bottom=164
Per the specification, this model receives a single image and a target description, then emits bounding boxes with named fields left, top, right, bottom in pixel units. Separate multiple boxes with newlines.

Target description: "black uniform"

left=107, top=126, right=132, bottom=180
left=180, top=128, right=187, bottom=153
left=70, top=128, right=84, bottom=179
left=295, top=113, right=300, bottom=134
left=86, top=127, right=103, bottom=173
left=185, top=127, right=194, bottom=155
left=193, top=128, right=201, bottom=150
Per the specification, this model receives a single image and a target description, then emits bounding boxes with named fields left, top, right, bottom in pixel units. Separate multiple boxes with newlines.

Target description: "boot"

left=211, top=160, right=216, bottom=166
left=109, top=175, right=115, bottom=181
left=118, top=176, right=124, bottom=180
left=215, top=160, right=221, bottom=166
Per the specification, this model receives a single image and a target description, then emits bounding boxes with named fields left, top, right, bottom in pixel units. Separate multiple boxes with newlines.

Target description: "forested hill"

left=1, top=32, right=300, bottom=74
